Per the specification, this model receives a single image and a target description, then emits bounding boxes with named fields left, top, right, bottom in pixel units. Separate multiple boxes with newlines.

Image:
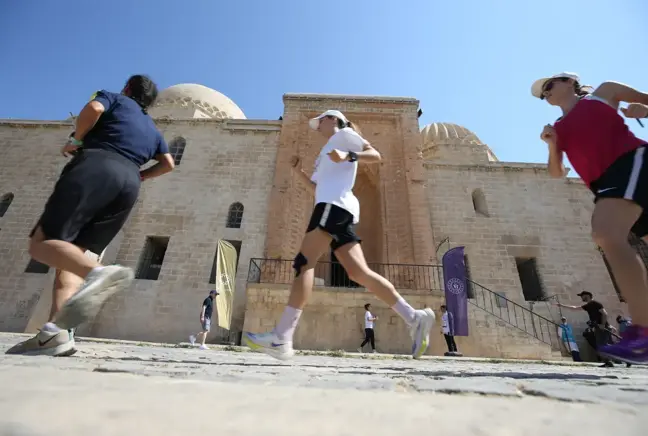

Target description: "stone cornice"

left=0, top=119, right=73, bottom=128
left=0, top=118, right=282, bottom=132
left=424, top=161, right=584, bottom=184
left=284, top=93, right=420, bottom=106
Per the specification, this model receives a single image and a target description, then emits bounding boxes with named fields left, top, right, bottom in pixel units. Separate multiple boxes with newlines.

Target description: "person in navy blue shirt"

left=7, top=75, right=175, bottom=357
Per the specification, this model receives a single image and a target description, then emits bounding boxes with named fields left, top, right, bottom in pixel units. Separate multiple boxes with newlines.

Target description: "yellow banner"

left=215, top=240, right=237, bottom=330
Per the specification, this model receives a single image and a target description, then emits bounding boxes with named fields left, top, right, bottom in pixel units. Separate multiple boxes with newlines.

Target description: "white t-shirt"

left=364, top=311, right=375, bottom=329
left=441, top=312, right=450, bottom=334
left=311, top=127, right=368, bottom=224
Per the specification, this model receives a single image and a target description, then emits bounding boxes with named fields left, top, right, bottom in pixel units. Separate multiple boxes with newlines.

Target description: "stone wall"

left=243, top=284, right=558, bottom=359
left=0, top=121, right=74, bottom=332
left=425, top=161, right=629, bottom=339
left=0, top=119, right=280, bottom=342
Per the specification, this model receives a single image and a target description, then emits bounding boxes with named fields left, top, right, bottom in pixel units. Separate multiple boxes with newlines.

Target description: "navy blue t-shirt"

left=203, top=297, right=214, bottom=319
left=83, top=90, right=169, bottom=166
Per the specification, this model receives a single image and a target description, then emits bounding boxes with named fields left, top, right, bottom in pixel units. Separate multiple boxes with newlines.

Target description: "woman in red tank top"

left=532, top=72, right=648, bottom=364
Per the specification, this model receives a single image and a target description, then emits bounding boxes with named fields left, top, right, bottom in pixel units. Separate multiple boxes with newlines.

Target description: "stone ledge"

left=425, top=161, right=584, bottom=183
left=0, top=119, right=73, bottom=128
left=284, top=93, right=420, bottom=105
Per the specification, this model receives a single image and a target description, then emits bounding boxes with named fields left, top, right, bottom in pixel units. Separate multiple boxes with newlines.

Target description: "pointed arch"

left=226, top=202, right=244, bottom=228
left=471, top=189, right=489, bottom=217
left=169, top=137, right=187, bottom=165
left=0, top=192, right=14, bottom=217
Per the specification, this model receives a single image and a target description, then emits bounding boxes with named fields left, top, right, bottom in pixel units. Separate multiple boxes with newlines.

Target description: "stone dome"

left=149, top=84, right=246, bottom=120
left=420, top=122, right=498, bottom=163
left=421, top=122, right=482, bottom=147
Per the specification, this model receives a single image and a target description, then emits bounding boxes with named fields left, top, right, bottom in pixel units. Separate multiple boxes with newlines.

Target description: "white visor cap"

left=531, top=72, right=580, bottom=98
left=309, top=109, right=349, bottom=130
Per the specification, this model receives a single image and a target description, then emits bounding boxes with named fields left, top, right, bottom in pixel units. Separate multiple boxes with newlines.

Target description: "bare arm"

left=555, top=302, right=582, bottom=311
left=290, top=156, right=316, bottom=193
left=140, top=153, right=175, bottom=181
left=200, top=306, right=206, bottom=319
left=356, top=144, right=382, bottom=164
left=547, top=143, right=568, bottom=178
left=541, top=125, right=568, bottom=178
left=73, top=101, right=105, bottom=141
left=297, top=168, right=316, bottom=193
left=594, top=81, right=648, bottom=109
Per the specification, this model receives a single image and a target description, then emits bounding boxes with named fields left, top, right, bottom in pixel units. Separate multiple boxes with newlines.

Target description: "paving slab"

left=0, top=333, right=646, bottom=435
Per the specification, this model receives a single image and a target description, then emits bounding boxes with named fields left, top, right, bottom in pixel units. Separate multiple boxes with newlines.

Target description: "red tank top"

left=554, top=96, right=647, bottom=186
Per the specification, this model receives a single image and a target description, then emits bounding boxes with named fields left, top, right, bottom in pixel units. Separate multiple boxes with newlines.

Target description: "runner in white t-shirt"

left=243, top=110, right=436, bottom=360
left=359, top=303, right=377, bottom=353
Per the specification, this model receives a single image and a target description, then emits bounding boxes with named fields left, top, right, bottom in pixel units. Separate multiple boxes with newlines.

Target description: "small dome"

left=421, top=122, right=482, bottom=147
left=149, top=84, right=246, bottom=120
left=420, top=122, right=498, bottom=163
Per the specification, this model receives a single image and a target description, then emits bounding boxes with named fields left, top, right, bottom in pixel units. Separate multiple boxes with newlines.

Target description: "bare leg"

left=333, top=242, right=401, bottom=307
left=243, top=229, right=333, bottom=358
left=334, top=242, right=435, bottom=358
left=286, top=228, right=333, bottom=309
left=48, top=269, right=85, bottom=322
left=29, top=226, right=99, bottom=278
left=592, top=199, right=648, bottom=326
left=200, top=331, right=208, bottom=346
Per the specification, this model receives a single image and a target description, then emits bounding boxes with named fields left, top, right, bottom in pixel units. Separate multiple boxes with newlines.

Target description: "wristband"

left=68, top=137, right=83, bottom=147
left=348, top=151, right=358, bottom=162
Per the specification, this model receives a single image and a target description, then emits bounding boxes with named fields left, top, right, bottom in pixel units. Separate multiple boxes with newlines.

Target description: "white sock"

left=274, top=306, right=303, bottom=342
left=392, top=298, right=417, bottom=326
left=42, top=322, right=61, bottom=333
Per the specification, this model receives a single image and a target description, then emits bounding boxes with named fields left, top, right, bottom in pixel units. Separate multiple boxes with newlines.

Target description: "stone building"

left=0, top=84, right=630, bottom=359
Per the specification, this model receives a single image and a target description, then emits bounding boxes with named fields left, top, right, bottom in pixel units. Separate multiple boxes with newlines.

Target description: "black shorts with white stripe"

left=306, top=202, right=361, bottom=251
left=590, top=146, right=648, bottom=237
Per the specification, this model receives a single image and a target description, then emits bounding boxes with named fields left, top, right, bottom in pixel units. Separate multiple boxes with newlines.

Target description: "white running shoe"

left=189, top=335, right=196, bottom=346
left=243, top=331, right=294, bottom=361
left=5, top=329, right=76, bottom=357
left=410, top=308, right=436, bottom=359
left=199, top=344, right=209, bottom=350
left=357, top=348, right=363, bottom=353
left=54, top=265, right=134, bottom=329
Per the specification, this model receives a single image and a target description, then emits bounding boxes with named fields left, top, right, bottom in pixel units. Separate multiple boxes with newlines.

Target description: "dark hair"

left=335, top=117, right=363, bottom=136
left=574, top=81, right=592, bottom=98
left=440, top=305, right=446, bottom=310
left=124, top=75, right=158, bottom=114
left=364, top=303, right=371, bottom=310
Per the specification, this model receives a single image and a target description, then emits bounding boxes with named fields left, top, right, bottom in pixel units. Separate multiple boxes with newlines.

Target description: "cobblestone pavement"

left=0, top=333, right=646, bottom=435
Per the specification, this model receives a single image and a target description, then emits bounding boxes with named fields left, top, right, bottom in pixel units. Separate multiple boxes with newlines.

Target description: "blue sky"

left=1, top=0, right=646, bottom=165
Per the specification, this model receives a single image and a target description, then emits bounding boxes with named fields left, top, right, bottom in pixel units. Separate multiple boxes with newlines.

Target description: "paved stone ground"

left=0, top=333, right=646, bottom=435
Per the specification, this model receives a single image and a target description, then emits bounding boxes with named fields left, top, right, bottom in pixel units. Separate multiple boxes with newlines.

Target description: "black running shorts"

left=590, top=146, right=648, bottom=237
left=306, top=202, right=361, bottom=251
left=30, top=148, right=141, bottom=254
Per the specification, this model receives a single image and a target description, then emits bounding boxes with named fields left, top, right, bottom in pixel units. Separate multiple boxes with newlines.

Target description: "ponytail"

left=575, top=82, right=594, bottom=98
left=337, top=118, right=363, bottom=136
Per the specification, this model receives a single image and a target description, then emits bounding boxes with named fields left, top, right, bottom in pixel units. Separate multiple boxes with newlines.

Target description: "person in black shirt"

left=555, top=291, right=614, bottom=367
left=190, top=290, right=218, bottom=350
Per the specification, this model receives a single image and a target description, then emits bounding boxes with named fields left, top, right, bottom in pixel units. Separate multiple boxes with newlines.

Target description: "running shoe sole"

left=412, top=308, right=436, bottom=359
left=243, top=333, right=294, bottom=361
left=54, top=267, right=134, bottom=329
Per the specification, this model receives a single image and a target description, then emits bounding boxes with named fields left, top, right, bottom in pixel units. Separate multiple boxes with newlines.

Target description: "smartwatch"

left=348, top=151, right=358, bottom=162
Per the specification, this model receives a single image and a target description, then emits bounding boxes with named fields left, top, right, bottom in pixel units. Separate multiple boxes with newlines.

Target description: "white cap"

left=308, top=109, right=349, bottom=130
left=531, top=72, right=580, bottom=98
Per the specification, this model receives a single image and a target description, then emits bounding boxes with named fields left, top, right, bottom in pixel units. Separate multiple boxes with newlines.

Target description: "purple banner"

left=442, top=246, right=469, bottom=336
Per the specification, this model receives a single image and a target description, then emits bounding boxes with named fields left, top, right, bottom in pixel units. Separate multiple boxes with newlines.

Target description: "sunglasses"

left=541, top=77, right=570, bottom=99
